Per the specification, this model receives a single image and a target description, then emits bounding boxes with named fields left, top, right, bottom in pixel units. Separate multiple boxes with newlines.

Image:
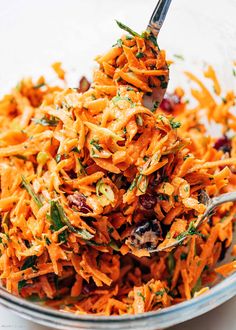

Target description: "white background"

left=0, top=0, right=236, bottom=329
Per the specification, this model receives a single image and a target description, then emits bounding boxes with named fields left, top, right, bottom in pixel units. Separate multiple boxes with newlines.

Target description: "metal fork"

left=149, top=191, right=236, bottom=253
left=143, top=0, right=172, bottom=110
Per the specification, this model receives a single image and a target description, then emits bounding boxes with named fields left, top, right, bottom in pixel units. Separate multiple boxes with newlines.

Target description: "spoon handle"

left=148, top=0, right=172, bottom=37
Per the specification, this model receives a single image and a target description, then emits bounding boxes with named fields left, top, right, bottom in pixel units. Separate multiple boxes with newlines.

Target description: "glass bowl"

left=0, top=0, right=236, bottom=329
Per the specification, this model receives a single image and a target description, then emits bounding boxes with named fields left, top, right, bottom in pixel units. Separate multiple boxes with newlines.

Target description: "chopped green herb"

left=157, top=75, right=165, bottom=82
left=151, top=101, right=159, bottom=112
left=204, top=265, right=209, bottom=271
left=33, top=82, right=45, bottom=89
left=167, top=253, right=175, bottom=275
left=127, top=86, right=134, bottom=91
left=184, top=186, right=189, bottom=192
left=55, top=154, right=62, bottom=163
left=116, top=38, right=123, bottom=47
left=163, top=176, right=169, bottom=182
left=91, top=148, right=101, bottom=158
left=77, top=158, right=86, bottom=175
left=191, top=277, right=202, bottom=296
left=126, top=35, right=133, bottom=40
left=180, top=253, right=187, bottom=260
left=21, top=256, right=37, bottom=271
left=160, top=81, right=168, bottom=89
left=136, top=52, right=144, bottom=59
left=45, top=237, right=51, bottom=245
left=169, top=118, right=181, bottom=129
left=184, top=154, right=190, bottom=160
left=176, top=221, right=204, bottom=241
left=144, top=32, right=158, bottom=47
left=108, top=227, right=114, bottom=234
left=115, top=20, right=141, bottom=37
left=18, top=280, right=27, bottom=293
left=72, top=147, right=80, bottom=153
left=50, top=201, right=68, bottom=243
left=155, top=289, right=165, bottom=297
left=26, top=295, right=46, bottom=302
left=222, top=97, right=227, bottom=104
left=21, top=175, right=43, bottom=208
left=174, top=195, right=179, bottom=202
left=158, top=194, right=169, bottom=201
left=32, top=116, right=59, bottom=127
left=233, top=68, right=236, bottom=77
left=123, top=127, right=127, bottom=134
left=90, top=139, right=103, bottom=151
left=112, top=95, right=135, bottom=107
left=188, top=222, right=199, bottom=235
left=137, top=291, right=145, bottom=302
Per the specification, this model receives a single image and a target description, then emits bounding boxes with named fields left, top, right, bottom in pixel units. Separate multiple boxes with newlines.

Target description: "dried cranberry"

left=139, top=194, right=157, bottom=209
left=160, top=93, right=180, bottom=113
left=78, top=76, right=90, bottom=93
left=68, top=193, right=92, bottom=214
left=214, top=135, right=231, bottom=153
left=160, top=98, right=172, bottom=113
left=66, top=170, right=77, bottom=179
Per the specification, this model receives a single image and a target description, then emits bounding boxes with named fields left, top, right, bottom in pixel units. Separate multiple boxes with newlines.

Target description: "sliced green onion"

left=96, top=180, right=115, bottom=202
left=21, top=175, right=43, bottom=208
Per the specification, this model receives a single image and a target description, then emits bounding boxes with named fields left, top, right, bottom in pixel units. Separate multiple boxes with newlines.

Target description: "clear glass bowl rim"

left=1, top=271, right=236, bottom=327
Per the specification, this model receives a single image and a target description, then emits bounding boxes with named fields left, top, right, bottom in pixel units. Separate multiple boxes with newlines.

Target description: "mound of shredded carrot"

left=0, top=21, right=236, bottom=315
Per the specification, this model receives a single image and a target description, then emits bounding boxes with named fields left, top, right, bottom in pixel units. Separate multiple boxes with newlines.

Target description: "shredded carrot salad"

left=0, top=22, right=236, bottom=315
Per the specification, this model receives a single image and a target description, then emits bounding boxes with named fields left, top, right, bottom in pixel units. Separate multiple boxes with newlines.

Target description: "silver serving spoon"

left=143, top=0, right=172, bottom=110
left=130, top=190, right=236, bottom=254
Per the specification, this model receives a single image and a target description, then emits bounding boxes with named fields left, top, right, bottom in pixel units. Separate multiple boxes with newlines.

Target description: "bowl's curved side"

left=1, top=272, right=236, bottom=330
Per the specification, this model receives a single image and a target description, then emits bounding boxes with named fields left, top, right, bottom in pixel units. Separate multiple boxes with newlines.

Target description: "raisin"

left=139, top=194, right=157, bottom=210
left=214, top=135, right=231, bottom=153
left=68, top=193, right=92, bottom=214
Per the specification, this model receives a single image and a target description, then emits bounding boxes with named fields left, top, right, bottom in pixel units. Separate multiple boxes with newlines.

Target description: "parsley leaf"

left=136, top=52, right=144, bottom=59
left=90, top=139, right=103, bottom=151
left=169, top=118, right=181, bottom=129
left=21, top=256, right=37, bottom=271
left=137, top=291, right=145, bottom=302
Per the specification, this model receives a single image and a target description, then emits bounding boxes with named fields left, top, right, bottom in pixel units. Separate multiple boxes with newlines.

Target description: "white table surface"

left=0, top=0, right=236, bottom=329
left=1, top=296, right=236, bottom=329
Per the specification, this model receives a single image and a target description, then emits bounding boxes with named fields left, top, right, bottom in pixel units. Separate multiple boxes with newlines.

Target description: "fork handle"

left=211, top=191, right=236, bottom=210
left=198, top=191, right=236, bottom=227
left=148, top=0, right=172, bottom=37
